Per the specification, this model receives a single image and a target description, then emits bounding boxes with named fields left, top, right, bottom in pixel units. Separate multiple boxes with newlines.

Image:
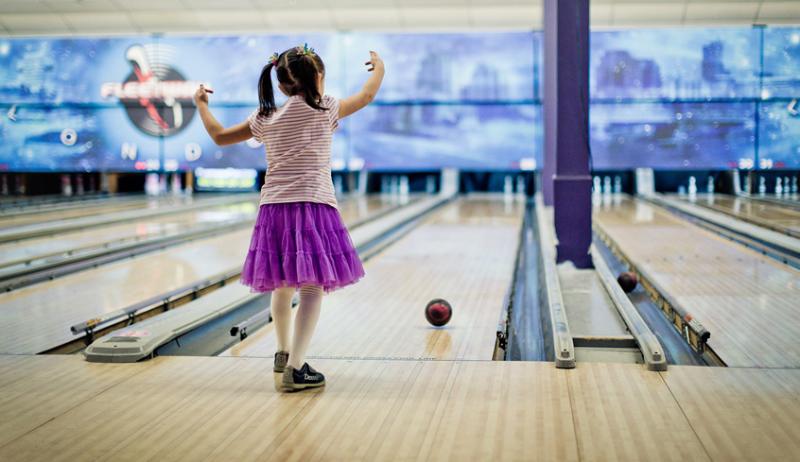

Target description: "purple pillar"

left=541, top=0, right=557, bottom=206
left=543, top=0, right=592, bottom=268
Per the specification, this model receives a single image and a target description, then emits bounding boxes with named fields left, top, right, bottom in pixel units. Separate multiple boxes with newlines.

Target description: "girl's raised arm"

left=194, top=84, right=253, bottom=146
left=339, top=51, right=385, bottom=119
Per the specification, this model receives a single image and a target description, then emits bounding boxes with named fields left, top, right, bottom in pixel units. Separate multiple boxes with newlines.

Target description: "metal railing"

left=534, top=196, right=575, bottom=369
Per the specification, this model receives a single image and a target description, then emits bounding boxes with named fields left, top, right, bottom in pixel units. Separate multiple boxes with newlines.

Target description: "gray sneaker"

left=274, top=351, right=289, bottom=373
left=281, top=363, right=326, bottom=392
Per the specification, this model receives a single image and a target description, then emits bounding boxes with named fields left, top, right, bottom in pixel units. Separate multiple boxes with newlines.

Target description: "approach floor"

left=0, top=354, right=797, bottom=461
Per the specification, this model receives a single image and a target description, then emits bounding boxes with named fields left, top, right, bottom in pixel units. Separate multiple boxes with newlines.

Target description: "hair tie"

left=268, top=52, right=279, bottom=66
left=297, top=43, right=316, bottom=57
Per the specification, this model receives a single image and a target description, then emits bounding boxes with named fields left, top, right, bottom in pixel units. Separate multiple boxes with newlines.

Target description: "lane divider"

left=590, top=245, right=667, bottom=371
left=534, top=195, right=575, bottom=369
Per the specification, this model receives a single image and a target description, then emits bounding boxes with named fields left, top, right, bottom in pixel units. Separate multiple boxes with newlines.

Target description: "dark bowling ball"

left=617, top=271, right=638, bottom=293
left=425, top=298, right=452, bottom=327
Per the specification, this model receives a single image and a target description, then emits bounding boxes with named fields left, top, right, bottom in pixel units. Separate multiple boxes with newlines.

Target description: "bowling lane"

left=0, top=194, right=227, bottom=229
left=0, top=193, right=129, bottom=213
left=0, top=196, right=398, bottom=355
left=594, top=196, right=800, bottom=368
left=223, top=194, right=525, bottom=361
left=673, top=194, right=800, bottom=238
left=0, top=201, right=259, bottom=269
left=5, top=355, right=800, bottom=461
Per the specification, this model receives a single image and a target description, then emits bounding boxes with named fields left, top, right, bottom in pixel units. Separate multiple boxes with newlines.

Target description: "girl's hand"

left=365, top=51, right=384, bottom=73
left=339, top=50, right=385, bottom=119
left=194, top=84, right=213, bottom=105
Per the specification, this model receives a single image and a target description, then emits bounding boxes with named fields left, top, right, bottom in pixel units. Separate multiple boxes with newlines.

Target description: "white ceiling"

left=0, top=0, right=797, bottom=36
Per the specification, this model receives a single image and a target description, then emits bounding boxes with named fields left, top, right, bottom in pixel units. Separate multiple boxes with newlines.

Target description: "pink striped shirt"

left=248, top=94, right=340, bottom=208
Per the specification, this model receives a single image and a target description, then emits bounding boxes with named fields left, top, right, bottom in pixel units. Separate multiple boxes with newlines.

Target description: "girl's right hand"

left=365, top=51, right=384, bottom=73
left=194, top=84, right=211, bottom=105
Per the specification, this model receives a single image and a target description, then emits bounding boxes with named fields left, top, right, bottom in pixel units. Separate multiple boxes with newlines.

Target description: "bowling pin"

left=100, top=173, right=110, bottom=193
left=158, top=174, right=168, bottom=194
left=758, top=177, right=766, bottom=196
left=792, top=177, right=798, bottom=194
left=75, top=175, right=84, bottom=195
left=688, top=176, right=697, bottom=199
left=171, top=173, right=182, bottom=195
left=613, top=176, right=622, bottom=194
left=503, top=175, right=513, bottom=197
left=381, top=176, right=389, bottom=195
left=426, top=175, right=436, bottom=194
left=592, top=177, right=601, bottom=205
left=775, top=177, right=783, bottom=197
left=61, top=174, right=73, bottom=197
left=399, top=175, right=409, bottom=197
left=356, top=171, right=368, bottom=196
left=678, top=185, right=687, bottom=196
left=334, top=175, right=344, bottom=197
left=145, top=173, right=159, bottom=196
left=603, top=176, right=612, bottom=196
left=14, top=174, right=25, bottom=195
left=707, top=176, right=714, bottom=194
left=516, top=176, right=526, bottom=196
left=784, top=177, right=790, bottom=196
left=731, top=169, right=741, bottom=195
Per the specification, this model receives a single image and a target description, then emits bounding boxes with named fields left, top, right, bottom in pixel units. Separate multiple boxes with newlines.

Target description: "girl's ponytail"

left=290, top=54, right=327, bottom=112
left=258, top=62, right=277, bottom=117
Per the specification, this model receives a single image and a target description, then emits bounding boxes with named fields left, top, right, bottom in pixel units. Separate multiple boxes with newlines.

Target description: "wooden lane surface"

left=0, top=195, right=145, bottom=217
left=594, top=197, right=800, bottom=368
left=675, top=194, right=800, bottom=237
left=222, top=196, right=525, bottom=361
left=0, top=201, right=259, bottom=266
left=1, top=355, right=799, bottom=461
left=568, top=362, right=706, bottom=462
left=0, top=195, right=202, bottom=229
left=0, top=196, right=395, bottom=355
left=0, top=355, right=146, bottom=448
left=661, top=365, right=800, bottom=461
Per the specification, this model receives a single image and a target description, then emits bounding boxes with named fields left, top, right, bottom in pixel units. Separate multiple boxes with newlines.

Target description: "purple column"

left=541, top=0, right=557, bottom=206
left=543, top=0, right=592, bottom=268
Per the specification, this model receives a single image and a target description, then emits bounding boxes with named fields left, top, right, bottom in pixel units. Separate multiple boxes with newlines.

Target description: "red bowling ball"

left=617, top=271, right=639, bottom=293
left=425, top=299, right=453, bottom=327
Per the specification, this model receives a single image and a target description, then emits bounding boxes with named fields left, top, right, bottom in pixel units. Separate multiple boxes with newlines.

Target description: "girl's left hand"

left=194, top=84, right=213, bottom=105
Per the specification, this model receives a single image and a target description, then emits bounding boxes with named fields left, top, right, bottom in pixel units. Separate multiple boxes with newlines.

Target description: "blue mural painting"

left=348, top=104, right=540, bottom=170
left=0, top=27, right=798, bottom=171
left=763, top=27, right=800, bottom=98
left=590, top=102, right=755, bottom=169
left=591, top=28, right=759, bottom=100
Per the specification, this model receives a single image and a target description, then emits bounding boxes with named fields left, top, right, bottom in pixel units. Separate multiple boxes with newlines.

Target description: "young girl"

left=194, top=44, right=385, bottom=391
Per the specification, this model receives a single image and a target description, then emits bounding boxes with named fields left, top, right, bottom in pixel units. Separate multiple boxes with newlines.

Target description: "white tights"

left=270, top=285, right=323, bottom=370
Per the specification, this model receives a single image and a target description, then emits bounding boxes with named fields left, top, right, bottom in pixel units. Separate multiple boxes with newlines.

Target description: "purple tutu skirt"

left=241, top=202, right=364, bottom=293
